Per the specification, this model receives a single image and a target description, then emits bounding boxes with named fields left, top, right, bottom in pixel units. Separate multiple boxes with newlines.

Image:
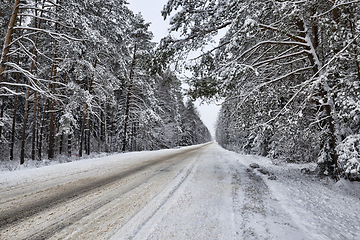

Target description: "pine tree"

left=0, top=0, right=213, bottom=166
left=161, top=0, right=360, bottom=179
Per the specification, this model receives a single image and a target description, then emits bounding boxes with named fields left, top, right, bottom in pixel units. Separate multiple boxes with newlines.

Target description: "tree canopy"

left=0, top=0, right=211, bottom=164
left=161, top=0, right=360, bottom=180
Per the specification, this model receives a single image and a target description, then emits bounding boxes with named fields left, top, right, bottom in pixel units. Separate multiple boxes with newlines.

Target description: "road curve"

left=0, top=143, right=210, bottom=240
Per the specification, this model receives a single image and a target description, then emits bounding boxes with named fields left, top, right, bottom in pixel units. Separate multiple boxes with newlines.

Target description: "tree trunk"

left=0, top=0, right=21, bottom=77
left=80, top=59, right=96, bottom=156
left=20, top=1, right=45, bottom=163
left=305, top=15, right=340, bottom=177
left=35, top=102, right=40, bottom=160
left=48, top=93, right=56, bottom=159
left=295, top=17, right=339, bottom=177
left=331, top=0, right=340, bottom=24
left=59, top=134, right=63, bottom=155
left=9, top=14, right=24, bottom=161
left=349, top=20, right=360, bottom=82
left=98, top=110, right=101, bottom=152
left=122, top=44, right=137, bottom=152
left=20, top=89, right=30, bottom=164
left=0, top=75, right=9, bottom=145
left=311, top=8, right=319, bottom=52
left=38, top=106, right=44, bottom=160
left=104, top=103, right=109, bottom=152
left=86, top=115, right=91, bottom=155
left=48, top=0, right=60, bottom=159
left=31, top=1, right=43, bottom=160
left=10, top=72, right=19, bottom=160
left=79, top=114, right=85, bottom=157
left=31, top=94, right=38, bottom=160
left=0, top=0, right=21, bottom=150
left=67, top=134, right=72, bottom=157
left=320, top=87, right=339, bottom=176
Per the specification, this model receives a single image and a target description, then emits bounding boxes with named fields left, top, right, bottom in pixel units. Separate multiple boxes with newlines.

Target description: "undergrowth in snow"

left=236, top=151, right=360, bottom=239
left=0, top=152, right=117, bottom=172
left=337, top=134, right=360, bottom=181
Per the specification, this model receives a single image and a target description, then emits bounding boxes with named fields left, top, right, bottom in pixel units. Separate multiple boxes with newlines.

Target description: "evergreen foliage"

left=0, top=0, right=211, bottom=163
left=161, top=0, right=360, bottom=180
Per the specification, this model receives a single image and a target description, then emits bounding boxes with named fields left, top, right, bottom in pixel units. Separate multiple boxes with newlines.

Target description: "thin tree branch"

left=189, top=40, right=231, bottom=61
left=237, top=40, right=310, bottom=61
left=0, top=87, right=25, bottom=96
left=253, top=50, right=310, bottom=67
left=13, top=27, right=85, bottom=42
left=313, top=0, right=360, bottom=18
left=17, top=14, right=75, bottom=29
left=232, top=65, right=313, bottom=119
left=258, top=31, right=360, bottom=128
left=258, top=23, right=307, bottom=43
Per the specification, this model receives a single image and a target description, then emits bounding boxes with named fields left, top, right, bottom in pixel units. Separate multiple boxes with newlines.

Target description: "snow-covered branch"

left=18, top=5, right=58, bottom=15
left=253, top=50, right=310, bottom=67
left=3, top=62, right=49, bottom=95
left=13, top=27, right=85, bottom=42
left=313, top=0, right=360, bottom=18
left=17, top=14, right=75, bottom=29
left=237, top=40, right=310, bottom=62
left=0, top=87, right=25, bottom=96
left=261, top=31, right=360, bottom=127
left=231, top=66, right=313, bottom=119
left=258, top=24, right=307, bottom=43
left=172, top=21, right=232, bottom=44
left=190, top=40, right=231, bottom=61
left=0, top=81, right=42, bottom=95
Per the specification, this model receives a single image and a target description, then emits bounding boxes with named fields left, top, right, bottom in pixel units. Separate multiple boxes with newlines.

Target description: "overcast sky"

left=128, top=0, right=221, bottom=137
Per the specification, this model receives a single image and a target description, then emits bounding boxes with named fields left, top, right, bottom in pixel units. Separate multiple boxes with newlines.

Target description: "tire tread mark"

left=0, top=147, right=205, bottom=231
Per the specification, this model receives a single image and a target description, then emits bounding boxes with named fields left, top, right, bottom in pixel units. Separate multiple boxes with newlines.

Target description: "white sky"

left=128, top=0, right=221, bottom=137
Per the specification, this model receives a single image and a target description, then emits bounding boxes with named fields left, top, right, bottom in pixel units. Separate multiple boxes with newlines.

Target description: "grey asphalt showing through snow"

left=0, top=146, right=205, bottom=239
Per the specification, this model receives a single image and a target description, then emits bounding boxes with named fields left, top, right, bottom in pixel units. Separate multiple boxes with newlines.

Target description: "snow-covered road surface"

left=1, top=142, right=359, bottom=239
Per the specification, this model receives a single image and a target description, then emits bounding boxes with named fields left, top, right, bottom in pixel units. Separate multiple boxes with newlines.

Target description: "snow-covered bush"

left=58, top=111, right=77, bottom=136
left=337, top=134, right=360, bottom=181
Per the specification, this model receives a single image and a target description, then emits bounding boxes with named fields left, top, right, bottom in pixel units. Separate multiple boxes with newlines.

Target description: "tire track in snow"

left=0, top=146, right=207, bottom=239
left=231, top=156, right=308, bottom=239
left=108, top=147, right=205, bottom=240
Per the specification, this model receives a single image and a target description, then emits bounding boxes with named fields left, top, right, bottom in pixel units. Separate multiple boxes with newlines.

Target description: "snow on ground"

left=0, top=144, right=200, bottom=193
left=1, top=142, right=360, bottom=239
left=115, top=143, right=360, bottom=240
left=130, top=143, right=309, bottom=239
left=229, top=149, right=360, bottom=240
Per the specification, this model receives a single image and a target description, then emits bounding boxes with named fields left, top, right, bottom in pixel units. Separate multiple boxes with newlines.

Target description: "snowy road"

left=1, top=142, right=359, bottom=239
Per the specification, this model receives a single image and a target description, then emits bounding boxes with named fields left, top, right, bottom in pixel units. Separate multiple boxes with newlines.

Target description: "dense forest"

left=160, top=0, right=360, bottom=180
left=0, top=0, right=211, bottom=164
left=2, top=0, right=360, bottom=181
